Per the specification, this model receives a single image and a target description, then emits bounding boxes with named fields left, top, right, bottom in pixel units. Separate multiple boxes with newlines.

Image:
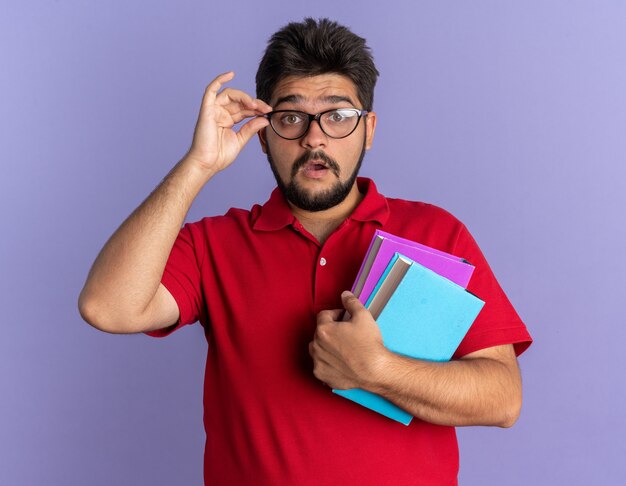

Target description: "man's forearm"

left=312, top=294, right=524, bottom=428
left=365, top=345, right=522, bottom=427
left=78, top=157, right=214, bottom=331
left=79, top=73, right=271, bottom=333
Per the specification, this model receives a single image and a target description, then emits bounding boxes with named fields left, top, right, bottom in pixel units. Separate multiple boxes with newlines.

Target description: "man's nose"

left=300, top=119, right=327, bottom=149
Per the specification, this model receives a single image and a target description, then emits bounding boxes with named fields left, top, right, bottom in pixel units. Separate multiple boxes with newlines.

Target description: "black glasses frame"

left=264, top=108, right=368, bottom=140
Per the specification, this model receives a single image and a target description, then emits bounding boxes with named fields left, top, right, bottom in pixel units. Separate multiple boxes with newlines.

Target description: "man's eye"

left=281, top=114, right=303, bottom=125
left=327, top=110, right=354, bottom=123
left=330, top=112, right=345, bottom=122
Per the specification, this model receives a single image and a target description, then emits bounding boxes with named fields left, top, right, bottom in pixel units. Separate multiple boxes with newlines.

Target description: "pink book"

left=352, top=230, right=475, bottom=304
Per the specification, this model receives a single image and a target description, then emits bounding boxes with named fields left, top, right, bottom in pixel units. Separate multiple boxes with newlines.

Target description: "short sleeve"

left=451, top=224, right=532, bottom=358
left=145, top=223, right=205, bottom=338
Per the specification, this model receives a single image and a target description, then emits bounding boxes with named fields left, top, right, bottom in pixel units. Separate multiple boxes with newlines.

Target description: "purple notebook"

left=352, top=230, right=475, bottom=304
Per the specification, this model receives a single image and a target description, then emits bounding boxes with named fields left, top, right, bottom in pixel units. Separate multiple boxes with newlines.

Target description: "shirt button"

left=320, top=257, right=327, bottom=266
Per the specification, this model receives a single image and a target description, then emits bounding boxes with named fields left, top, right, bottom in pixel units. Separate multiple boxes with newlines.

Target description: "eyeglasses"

left=264, top=108, right=368, bottom=140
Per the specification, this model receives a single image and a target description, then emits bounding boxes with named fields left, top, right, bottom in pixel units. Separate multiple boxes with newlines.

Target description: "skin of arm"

left=309, top=291, right=523, bottom=428
left=78, top=72, right=272, bottom=334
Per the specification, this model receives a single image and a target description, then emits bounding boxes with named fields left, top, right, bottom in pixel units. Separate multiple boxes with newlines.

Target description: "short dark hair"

left=256, top=18, right=379, bottom=111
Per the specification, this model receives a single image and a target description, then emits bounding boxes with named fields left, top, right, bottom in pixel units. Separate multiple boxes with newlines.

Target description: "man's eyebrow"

left=273, top=94, right=357, bottom=108
left=274, top=94, right=304, bottom=107
left=323, top=95, right=355, bottom=105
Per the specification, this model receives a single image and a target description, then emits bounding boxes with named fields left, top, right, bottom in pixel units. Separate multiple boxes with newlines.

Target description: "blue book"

left=333, top=254, right=485, bottom=425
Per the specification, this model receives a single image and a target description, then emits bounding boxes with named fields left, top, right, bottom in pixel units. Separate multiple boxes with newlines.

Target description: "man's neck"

left=289, top=183, right=364, bottom=244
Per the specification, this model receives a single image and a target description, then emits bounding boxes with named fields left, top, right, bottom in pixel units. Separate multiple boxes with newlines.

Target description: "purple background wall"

left=2, top=1, right=625, bottom=484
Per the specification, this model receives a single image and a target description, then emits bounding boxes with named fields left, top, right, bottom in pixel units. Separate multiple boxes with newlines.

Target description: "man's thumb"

left=341, top=291, right=365, bottom=314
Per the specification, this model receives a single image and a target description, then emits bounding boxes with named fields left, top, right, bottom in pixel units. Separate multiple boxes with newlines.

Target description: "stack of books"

left=332, top=230, right=485, bottom=425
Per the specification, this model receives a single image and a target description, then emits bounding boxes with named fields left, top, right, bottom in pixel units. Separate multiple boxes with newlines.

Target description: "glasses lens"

left=270, top=111, right=308, bottom=139
left=320, top=109, right=360, bottom=138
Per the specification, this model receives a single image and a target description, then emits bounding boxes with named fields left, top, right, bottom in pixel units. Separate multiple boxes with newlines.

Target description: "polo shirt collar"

left=252, top=177, right=389, bottom=231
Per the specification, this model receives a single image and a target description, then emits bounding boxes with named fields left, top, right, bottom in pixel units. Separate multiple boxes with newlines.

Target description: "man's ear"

left=258, top=127, right=268, bottom=154
left=365, top=111, right=377, bottom=150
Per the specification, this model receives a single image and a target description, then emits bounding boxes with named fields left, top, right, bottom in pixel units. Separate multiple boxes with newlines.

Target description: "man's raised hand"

left=186, top=71, right=272, bottom=175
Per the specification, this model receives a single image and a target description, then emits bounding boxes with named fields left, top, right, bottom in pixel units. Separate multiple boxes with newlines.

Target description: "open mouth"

left=301, top=160, right=331, bottom=179
left=310, top=162, right=327, bottom=171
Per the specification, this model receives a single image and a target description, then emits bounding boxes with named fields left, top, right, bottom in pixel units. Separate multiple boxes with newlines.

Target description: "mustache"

left=291, top=151, right=340, bottom=178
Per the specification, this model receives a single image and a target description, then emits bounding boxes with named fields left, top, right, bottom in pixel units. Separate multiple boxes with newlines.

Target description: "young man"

left=79, top=18, right=532, bottom=485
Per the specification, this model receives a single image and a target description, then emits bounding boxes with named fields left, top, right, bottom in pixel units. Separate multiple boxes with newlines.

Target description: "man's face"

left=259, top=74, right=377, bottom=212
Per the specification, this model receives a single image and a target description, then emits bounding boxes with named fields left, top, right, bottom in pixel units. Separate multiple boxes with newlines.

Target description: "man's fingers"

left=216, top=87, right=254, bottom=108
left=217, top=88, right=273, bottom=113
left=341, top=291, right=367, bottom=317
left=204, top=71, right=235, bottom=106
left=236, top=116, right=270, bottom=146
left=229, top=109, right=268, bottom=125
left=253, top=98, right=273, bottom=113
left=202, top=74, right=272, bottom=132
left=316, top=308, right=344, bottom=325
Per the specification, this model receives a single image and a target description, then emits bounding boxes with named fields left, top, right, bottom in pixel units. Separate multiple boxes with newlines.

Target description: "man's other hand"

left=309, top=291, right=388, bottom=390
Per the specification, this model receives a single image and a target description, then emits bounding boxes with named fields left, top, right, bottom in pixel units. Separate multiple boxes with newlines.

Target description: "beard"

left=266, top=139, right=366, bottom=212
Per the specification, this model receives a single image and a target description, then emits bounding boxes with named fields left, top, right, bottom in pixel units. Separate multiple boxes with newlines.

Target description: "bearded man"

left=79, top=18, right=532, bottom=486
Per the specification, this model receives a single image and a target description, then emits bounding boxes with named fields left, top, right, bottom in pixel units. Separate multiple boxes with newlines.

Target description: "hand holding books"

left=332, top=230, right=485, bottom=425
left=310, top=291, right=387, bottom=391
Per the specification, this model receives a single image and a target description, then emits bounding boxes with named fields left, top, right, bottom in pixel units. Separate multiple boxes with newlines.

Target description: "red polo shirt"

left=149, top=177, right=532, bottom=485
